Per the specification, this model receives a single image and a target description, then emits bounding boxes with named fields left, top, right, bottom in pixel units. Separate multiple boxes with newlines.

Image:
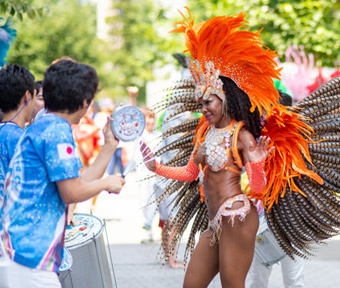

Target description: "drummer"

left=0, top=59, right=125, bottom=288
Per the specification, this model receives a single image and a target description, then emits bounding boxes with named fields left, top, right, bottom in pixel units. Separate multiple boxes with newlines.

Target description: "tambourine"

left=111, top=105, right=145, bottom=141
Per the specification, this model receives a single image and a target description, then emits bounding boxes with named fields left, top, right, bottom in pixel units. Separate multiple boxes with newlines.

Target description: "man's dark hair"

left=35, top=80, right=43, bottom=95
left=278, top=90, right=293, bottom=106
left=221, top=76, right=263, bottom=139
left=0, top=64, right=35, bottom=113
left=43, top=60, right=99, bottom=113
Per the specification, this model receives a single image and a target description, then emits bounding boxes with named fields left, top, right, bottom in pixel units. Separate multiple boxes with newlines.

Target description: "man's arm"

left=81, top=117, right=119, bottom=181
left=57, top=174, right=125, bottom=204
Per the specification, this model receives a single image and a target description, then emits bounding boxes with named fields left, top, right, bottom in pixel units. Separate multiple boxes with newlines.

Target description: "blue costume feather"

left=0, top=18, right=17, bottom=67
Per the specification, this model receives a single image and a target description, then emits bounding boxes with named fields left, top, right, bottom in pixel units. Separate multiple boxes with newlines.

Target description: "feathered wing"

left=259, top=76, right=340, bottom=258
left=152, top=77, right=209, bottom=265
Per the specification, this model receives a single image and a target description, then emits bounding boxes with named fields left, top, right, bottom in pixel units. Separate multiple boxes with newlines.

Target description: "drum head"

left=59, top=247, right=73, bottom=271
left=111, top=105, right=145, bottom=142
left=64, top=213, right=103, bottom=249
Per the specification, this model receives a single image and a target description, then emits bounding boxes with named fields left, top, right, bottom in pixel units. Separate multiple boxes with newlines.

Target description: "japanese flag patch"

left=57, top=143, right=76, bottom=160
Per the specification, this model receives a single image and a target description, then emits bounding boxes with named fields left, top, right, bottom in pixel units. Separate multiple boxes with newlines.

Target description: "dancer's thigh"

left=219, top=205, right=258, bottom=288
left=183, top=230, right=219, bottom=288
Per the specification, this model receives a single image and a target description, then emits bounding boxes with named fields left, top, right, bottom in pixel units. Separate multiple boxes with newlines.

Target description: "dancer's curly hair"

left=220, top=76, right=263, bottom=139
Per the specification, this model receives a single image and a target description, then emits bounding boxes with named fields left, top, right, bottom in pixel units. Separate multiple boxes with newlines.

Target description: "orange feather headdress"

left=170, top=7, right=282, bottom=116
left=171, top=7, right=323, bottom=210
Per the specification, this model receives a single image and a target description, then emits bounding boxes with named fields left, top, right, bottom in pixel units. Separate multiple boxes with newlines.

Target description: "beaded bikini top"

left=203, top=120, right=237, bottom=172
left=195, top=119, right=244, bottom=202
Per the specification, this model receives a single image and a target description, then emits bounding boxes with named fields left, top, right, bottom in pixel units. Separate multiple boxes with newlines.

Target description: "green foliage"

left=186, top=0, right=340, bottom=66
left=0, top=0, right=45, bottom=20
left=7, top=0, right=110, bottom=95
left=105, top=0, right=181, bottom=102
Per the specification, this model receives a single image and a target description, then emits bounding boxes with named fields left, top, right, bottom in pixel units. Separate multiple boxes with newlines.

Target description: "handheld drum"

left=59, top=213, right=115, bottom=288
left=110, top=104, right=145, bottom=142
left=111, top=104, right=150, bottom=177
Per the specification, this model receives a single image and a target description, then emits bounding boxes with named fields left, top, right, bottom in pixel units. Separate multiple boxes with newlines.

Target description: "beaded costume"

left=150, top=7, right=340, bottom=264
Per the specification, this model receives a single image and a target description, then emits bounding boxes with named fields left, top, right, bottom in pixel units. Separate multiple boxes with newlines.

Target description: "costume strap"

left=231, top=121, right=245, bottom=169
left=224, top=166, right=242, bottom=174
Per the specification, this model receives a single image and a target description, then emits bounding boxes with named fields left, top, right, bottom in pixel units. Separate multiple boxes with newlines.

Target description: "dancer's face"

left=198, top=94, right=227, bottom=127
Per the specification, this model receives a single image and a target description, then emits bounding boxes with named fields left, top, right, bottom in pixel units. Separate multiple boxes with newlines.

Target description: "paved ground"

left=74, top=171, right=340, bottom=288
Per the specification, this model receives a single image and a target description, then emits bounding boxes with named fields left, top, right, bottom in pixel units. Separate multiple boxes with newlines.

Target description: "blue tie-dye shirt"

left=1, top=113, right=82, bottom=272
left=0, top=122, right=24, bottom=229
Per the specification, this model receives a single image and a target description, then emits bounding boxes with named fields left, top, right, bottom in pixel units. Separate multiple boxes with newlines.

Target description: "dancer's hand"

left=248, top=136, right=275, bottom=163
left=140, top=141, right=156, bottom=171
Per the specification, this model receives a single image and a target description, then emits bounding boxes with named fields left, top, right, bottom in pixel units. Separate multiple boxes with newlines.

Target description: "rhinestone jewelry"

left=205, top=124, right=233, bottom=171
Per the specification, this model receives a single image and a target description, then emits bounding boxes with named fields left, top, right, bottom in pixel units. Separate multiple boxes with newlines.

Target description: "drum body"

left=254, top=216, right=286, bottom=267
left=59, top=213, right=114, bottom=288
left=59, top=247, right=73, bottom=284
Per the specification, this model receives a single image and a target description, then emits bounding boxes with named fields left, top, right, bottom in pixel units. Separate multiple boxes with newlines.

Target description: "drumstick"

left=123, top=152, right=156, bottom=177
left=122, top=140, right=157, bottom=178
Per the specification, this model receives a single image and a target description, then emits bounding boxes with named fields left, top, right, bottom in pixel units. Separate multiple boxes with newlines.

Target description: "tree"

left=0, top=0, right=44, bottom=20
left=104, top=0, right=181, bottom=102
left=7, top=0, right=109, bottom=88
left=185, top=0, right=340, bottom=67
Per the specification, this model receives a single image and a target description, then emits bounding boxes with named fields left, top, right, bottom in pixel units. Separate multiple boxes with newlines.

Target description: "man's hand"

left=127, top=86, right=139, bottom=106
left=105, top=174, right=126, bottom=194
left=103, top=116, right=119, bottom=151
left=127, top=86, right=139, bottom=97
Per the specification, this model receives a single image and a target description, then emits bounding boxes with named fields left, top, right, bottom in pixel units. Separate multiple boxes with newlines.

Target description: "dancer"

left=141, top=10, right=277, bottom=287
left=0, top=60, right=125, bottom=287
left=141, top=7, right=340, bottom=288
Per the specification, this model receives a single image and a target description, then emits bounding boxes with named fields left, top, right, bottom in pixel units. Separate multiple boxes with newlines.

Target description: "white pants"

left=154, top=178, right=176, bottom=221
left=139, top=177, right=157, bottom=227
left=0, top=256, right=61, bottom=288
left=247, top=253, right=304, bottom=288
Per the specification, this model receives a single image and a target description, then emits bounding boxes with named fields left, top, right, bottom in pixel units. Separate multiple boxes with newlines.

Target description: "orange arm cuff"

left=155, top=155, right=199, bottom=182
left=245, top=159, right=266, bottom=194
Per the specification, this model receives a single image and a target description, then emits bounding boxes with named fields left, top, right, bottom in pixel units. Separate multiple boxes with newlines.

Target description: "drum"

left=59, top=247, right=73, bottom=284
left=111, top=105, right=145, bottom=142
left=254, top=216, right=286, bottom=267
left=59, top=213, right=115, bottom=288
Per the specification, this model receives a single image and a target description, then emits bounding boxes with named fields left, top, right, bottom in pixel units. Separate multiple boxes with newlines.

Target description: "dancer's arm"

left=155, top=155, right=199, bottom=182
left=245, top=160, right=266, bottom=194
left=140, top=141, right=199, bottom=182
left=239, top=132, right=274, bottom=194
